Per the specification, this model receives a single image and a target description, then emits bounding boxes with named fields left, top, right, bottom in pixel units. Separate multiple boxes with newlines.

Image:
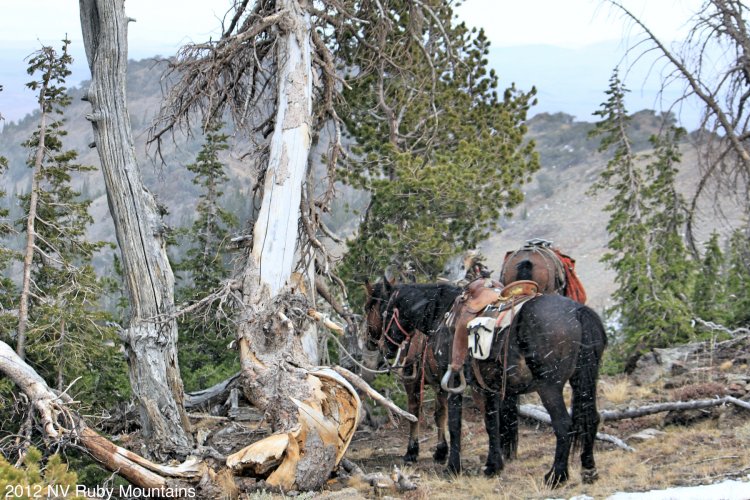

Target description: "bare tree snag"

left=79, top=0, right=191, bottom=457
left=222, top=1, right=368, bottom=488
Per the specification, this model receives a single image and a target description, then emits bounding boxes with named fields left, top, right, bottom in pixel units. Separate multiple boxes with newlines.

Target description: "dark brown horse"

left=364, top=278, right=461, bottom=463
left=501, top=238, right=587, bottom=303
left=439, top=292, right=607, bottom=487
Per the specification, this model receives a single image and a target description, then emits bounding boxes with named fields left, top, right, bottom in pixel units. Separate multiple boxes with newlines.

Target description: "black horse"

left=435, top=293, right=607, bottom=487
left=364, top=278, right=461, bottom=463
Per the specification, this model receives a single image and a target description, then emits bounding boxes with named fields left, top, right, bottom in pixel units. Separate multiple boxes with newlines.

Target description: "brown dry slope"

left=338, top=336, right=750, bottom=499
left=479, top=112, right=746, bottom=315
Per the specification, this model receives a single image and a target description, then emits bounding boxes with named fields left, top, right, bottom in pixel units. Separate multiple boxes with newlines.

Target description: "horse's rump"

left=501, top=241, right=587, bottom=304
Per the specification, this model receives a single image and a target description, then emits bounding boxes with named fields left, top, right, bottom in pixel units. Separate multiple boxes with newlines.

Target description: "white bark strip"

left=79, top=0, right=191, bottom=456
left=250, top=1, right=313, bottom=297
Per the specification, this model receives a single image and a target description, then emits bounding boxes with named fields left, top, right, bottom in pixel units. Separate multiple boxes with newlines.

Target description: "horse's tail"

left=570, top=305, right=607, bottom=452
left=515, top=259, right=534, bottom=281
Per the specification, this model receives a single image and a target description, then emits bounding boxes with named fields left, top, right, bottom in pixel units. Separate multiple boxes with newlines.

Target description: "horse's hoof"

left=433, top=443, right=448, bottom=463
left=544, top=469, right=568, bottom=488
left=581, top=467, right=599, bottom=484
left=446, top=462, right=462, bottom=476
left=482, top=464, right=502, bottom=477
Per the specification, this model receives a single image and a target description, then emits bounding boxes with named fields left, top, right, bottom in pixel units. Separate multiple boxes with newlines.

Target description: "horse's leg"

left=537, top=385, right=573, bottom=488
left=446, top=391, right=463, bottom=475
left=571, top=306, right=606, bottom=484
left=403, top=377, right=421, bottom=462
left=498, top=393, right=519, bottom=460
left=433, top=389, right=448, bottom=463
left=482, top=389, right=503, bottom=476
left=570, top=374, right=600, bottom=484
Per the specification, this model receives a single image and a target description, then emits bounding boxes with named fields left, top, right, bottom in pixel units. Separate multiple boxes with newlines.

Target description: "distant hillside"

left=1, top=59, right=743, bottom=314
left=484, top=111, right=745, bottom=313
left=0, top=59, right=255, bottom=260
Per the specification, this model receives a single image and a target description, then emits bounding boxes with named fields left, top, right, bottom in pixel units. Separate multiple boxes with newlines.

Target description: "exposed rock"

left=626, top=428, right=666, bottom=442
left=630, top=343, right=703, bottom=386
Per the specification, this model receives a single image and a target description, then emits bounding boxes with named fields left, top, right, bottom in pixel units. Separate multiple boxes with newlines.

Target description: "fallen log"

left=519, top=404, right=634, bottom=452
left=599, top=396, right=750, bottom=420
left=520, top=395, right=750, bottom=452
left=0, top=341, right=202, bottom=489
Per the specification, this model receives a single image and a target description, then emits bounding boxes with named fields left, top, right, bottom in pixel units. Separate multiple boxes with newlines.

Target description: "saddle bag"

left=467, top=316, right=496, bottom=360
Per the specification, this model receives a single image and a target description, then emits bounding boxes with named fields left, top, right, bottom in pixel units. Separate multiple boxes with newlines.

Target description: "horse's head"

left=363, top=277, right=391, bottom=351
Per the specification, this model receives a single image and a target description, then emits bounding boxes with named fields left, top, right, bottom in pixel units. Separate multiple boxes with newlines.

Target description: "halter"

left=379, top=290, right=416, bottom=368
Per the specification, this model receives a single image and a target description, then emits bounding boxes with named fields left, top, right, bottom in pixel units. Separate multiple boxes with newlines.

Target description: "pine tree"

left=590, top=71, right=695, bottom=358
left=173, top=121, right=238, bottom=391
left=692, top=231, right=727, bottom=324
left=638, top=127, right=695, bottom=344
left=725, top=228, right=750, bottom=327
left=338, top=12, right=539, bottom=294
left=0, top=134, right=17, bottom=351
left=15, top=39, right=126, bottom=407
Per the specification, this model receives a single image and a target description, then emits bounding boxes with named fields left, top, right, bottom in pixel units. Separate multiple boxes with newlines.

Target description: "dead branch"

left=599, top=396, right=750, bottom=420
left=307, top=308, right=345, bottom=335
left=184, top=372, right=241, bottom=410
left=519, top=404, right=634, bottom=452
left=332, top=366, right=418, bottom=422
left=0, top=340, right=201, bottom=488
left=693, top=317, right=750, bottom=337
left=324, top=331, right=390, bottom=376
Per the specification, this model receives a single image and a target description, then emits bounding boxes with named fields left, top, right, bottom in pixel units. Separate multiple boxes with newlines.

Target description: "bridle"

left=379, top=290, right=416, bottom=368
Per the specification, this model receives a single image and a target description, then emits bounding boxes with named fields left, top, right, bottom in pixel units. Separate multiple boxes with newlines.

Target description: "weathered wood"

left=519, top=404, right=633, bottom=452
left=0, top=341, right=200, bottom=489
left=308, top=308, right=345, bottom=335
left=79, top=0, right=191, bottom=457
left=599, top=396, right=750, bottom=420
left=184, top=372, right=240, bottom=410
left=332, top=366, right=418, bottom=423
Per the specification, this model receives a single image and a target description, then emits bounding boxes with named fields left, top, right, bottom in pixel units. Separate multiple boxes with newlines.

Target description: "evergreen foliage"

left=590, top=72, right=695, bottom=358
left=724, top=228, right=750, bottom=327
left=172, top=121, right=239, bottom=391
left=0, top=86, right=16, bottom=320
left=0, top=447, right=77, bottom=499
left=13, top=39, right=127, bottom=410
left=692, top=231, right=727, bottom=324
left=337, top=3, right=539, bottom=297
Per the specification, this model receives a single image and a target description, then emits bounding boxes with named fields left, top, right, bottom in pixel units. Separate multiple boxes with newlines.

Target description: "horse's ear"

left=364, top=279, right=373, bottom=296
left=383, top=273, right=394, bottom=292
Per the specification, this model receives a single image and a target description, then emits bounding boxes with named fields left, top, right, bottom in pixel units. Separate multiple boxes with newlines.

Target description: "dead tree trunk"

left=238, top=0, right=313, bottom=426
left=229, top=0, right=362, bottom=490
left=79, top=0, right=191, bottom=457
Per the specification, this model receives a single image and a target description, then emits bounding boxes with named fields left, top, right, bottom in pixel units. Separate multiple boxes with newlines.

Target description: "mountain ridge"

left=1, top=58, right=742, bottom=315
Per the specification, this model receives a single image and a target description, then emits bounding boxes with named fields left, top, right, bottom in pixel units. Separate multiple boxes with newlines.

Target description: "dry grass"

left=599, top=376, right=658, bottom=406
left=338, top=374, right=750, bottom=499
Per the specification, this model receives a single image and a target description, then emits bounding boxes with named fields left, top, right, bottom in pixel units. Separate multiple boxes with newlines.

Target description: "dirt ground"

left=318, top=372, right=750, bottom=500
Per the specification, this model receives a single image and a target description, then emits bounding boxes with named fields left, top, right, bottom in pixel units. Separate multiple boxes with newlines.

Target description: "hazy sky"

left=0, top=0, right=704, bottom=124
